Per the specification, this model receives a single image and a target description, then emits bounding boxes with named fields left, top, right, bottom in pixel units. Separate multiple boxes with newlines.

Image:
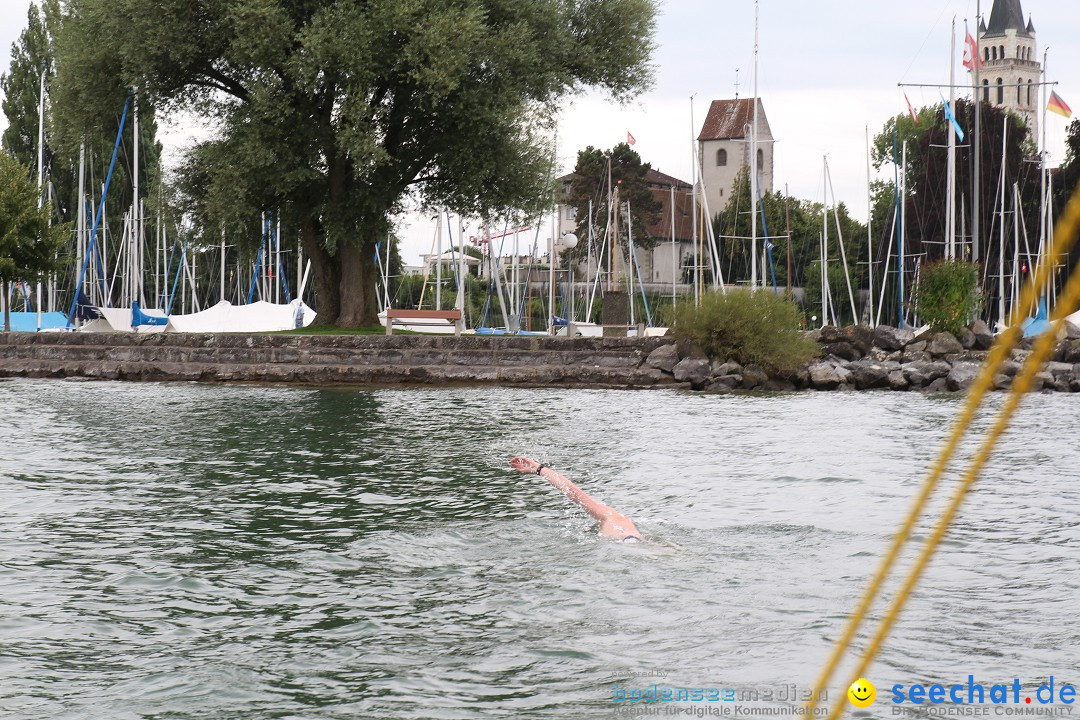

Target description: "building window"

left=716, top=148, right=728, bottom=167
left=566, top=206, right=577, bottom=221
left=563, top=181, right=572, bottom=195
left=983, top=79, right=990, bottom=102
left=1027, top=79, right=1033, bottom=106
left=996, top=78, right=1003, bottom=104
left=757, top=148, right=764, bottom=173
left=1000, top=45, right=1005, bottom=59
left=1017, top=78, right=1023, bottom=104
left=992, top=46, right=997, bottom=60
left=719, top=188, right=724, bottom=197
left=984, top=47, right=990, bottom=62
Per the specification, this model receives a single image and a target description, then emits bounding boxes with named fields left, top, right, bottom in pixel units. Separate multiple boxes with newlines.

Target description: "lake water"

left=1, top=379, right=1077, bottom=719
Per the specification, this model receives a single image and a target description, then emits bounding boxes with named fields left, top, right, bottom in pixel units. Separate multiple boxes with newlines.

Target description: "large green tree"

left=1, top=0, right=57, bottom=171
left=566, top=142, right=663, bottom=256
left=0, top=152, right=67, bottom=331
left=3, top=0, right=163, bottom=314
left=873, top=100, right=1039, bottom=269
left=53, top=0, right=658, bottom=326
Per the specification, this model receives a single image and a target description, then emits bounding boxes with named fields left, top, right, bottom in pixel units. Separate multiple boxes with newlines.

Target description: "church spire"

left=985, top=0, right=1031, bottom=37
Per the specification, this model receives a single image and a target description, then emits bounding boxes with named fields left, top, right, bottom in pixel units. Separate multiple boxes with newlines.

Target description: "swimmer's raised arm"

left=509, top=456, right=640, bottom=540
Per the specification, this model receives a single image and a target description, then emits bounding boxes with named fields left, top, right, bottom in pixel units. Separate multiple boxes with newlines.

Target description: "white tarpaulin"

left=165, top=300, right=316, bottom=333
left=80, top=307, right=167, bottom=333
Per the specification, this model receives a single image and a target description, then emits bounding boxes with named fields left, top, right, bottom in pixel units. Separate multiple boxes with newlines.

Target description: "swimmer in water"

left=509, top=456, right=642, bottom=542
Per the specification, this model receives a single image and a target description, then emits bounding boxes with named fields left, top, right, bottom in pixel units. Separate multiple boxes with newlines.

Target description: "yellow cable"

left=807, top=182, right=1080, bottom=717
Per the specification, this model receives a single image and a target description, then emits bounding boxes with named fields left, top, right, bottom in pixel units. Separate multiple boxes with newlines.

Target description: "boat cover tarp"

left=1021, top=299, right=1052, bottom=338
left=132, top=301, right=168, bottom=327
left=79, top=307, right=167, bottom=333
left=5, top=312, right=70, bottom=332
left=165, top=300, right=315, bottom=333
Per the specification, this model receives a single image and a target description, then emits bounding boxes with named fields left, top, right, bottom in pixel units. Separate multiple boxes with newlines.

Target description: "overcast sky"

left=2, top=0, right=1077, bottom=264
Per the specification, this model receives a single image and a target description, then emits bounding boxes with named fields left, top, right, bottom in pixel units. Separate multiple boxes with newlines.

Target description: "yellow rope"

left=807, top=182, right=1080, bottom=718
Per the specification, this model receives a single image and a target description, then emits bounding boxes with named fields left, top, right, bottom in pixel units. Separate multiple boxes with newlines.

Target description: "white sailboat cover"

left=80, top=307, right=168, bottom=333
left=165, top=300, right=315, bottom=333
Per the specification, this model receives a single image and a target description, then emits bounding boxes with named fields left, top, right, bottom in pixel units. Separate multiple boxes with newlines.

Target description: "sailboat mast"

left=866, top=126, right=874, bottom=326
left=36, top=67, right=45, bottom=327
left=998, top=116, right=1008, bottom=326
left=899, top=141, right=907, bottom=329
left=133, top=89, right=140, bottom=308
left=821, top=157, right=828, bottom=328
left=947, top=17, right=957, bottom=260
left=689, top=98, right=698, bottom=305
left=1040, top=48, right=1050, bottom=306
left=220, top=227, right=226, bottom=303
left=750, top=0, right=759, bottom=290
left=973, top=0, right=982, bottom=263
left=670, top=185, right=677, bottom=308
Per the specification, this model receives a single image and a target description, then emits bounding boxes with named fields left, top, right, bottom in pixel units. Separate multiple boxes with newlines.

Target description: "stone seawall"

left=0, top=333, right=682, bottom=388
left=1, top=326, right=1077, bottom=392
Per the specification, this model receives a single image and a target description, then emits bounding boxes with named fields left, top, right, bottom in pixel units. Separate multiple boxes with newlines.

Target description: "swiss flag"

left=962, top=32, right=982, bottom=71
left=627, top=130, right=636, bottom=146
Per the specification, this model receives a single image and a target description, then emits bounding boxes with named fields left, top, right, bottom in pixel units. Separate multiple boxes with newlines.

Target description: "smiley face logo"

left=848, top=678, right=876, bottom=708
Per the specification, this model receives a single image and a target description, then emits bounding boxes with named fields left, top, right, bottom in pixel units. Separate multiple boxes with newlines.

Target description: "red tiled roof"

left=644, top=185, right=694, bottom=243
left=645, top=168, right=691, bottom=190
left=697, top=98, right=768, bottom=141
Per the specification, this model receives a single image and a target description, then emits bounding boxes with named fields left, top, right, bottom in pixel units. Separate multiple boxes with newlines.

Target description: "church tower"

left=972, top=0, right=1041, bottom=139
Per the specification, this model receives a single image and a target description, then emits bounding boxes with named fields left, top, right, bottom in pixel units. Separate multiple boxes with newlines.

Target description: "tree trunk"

left=2, top=277, right=8, bottom=333
left=336, top=234, right=379, bottom=327
left=300, top=217, right=340, bottom=326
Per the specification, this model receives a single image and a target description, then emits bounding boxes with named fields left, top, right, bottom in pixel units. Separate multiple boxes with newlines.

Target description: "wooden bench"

left=385, top=308, right=463, bottom=336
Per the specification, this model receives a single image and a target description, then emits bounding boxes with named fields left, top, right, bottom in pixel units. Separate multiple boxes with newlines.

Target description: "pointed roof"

left=645, top=168, right=691, bottom=190
left=1026, top=16, right=1035, bottom=33
left=984, top=0, right=1031, bottom=37
left=697, top=98, right=770, bottom=142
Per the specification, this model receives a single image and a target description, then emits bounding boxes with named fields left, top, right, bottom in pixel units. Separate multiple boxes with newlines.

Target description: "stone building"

left=972, top=0, right=1041, bottom=138
left=696, top=98, right=774, bottom=216
left=555, top=168, right=695, bottom=287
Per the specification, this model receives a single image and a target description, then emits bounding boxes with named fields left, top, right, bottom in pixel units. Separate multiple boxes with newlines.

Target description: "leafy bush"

left=672, top=289, right=819, bottom=372
left=915, top=261, right=982, bottom=334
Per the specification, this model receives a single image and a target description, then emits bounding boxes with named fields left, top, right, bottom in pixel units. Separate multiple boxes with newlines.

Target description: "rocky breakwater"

left=641, top=321, right=1080, bottom=393
left=798, top=321, right=1080, bottom=393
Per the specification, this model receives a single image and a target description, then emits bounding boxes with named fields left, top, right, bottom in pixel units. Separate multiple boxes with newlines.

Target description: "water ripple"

left=0, top=380, right=1076, bottom=717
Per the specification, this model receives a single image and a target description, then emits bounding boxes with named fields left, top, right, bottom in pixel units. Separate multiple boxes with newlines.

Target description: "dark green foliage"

left=566, top=142, right=663, bottom=253
left=872, top=100, right=1037, bottom=275
left=1054, top=119, right=1080, bottom=214
left=2, top=0, right=162, bottom=299
left=672, top=289, right=819, bottom=372
left=915, top=260, right=982, bottom=334
left=1052, top=120, right=1080, bottom=274
left=0, top=151, right=69, bottom=330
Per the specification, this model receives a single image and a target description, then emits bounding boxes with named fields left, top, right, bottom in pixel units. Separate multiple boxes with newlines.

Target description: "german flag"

left=1048, top=90, right=1072, bottom=119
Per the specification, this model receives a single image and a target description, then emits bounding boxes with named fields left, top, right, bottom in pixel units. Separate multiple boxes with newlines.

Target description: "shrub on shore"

left=915, top=261, right=982, bottom=335
left=673, top=289, right=819, bottom=372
